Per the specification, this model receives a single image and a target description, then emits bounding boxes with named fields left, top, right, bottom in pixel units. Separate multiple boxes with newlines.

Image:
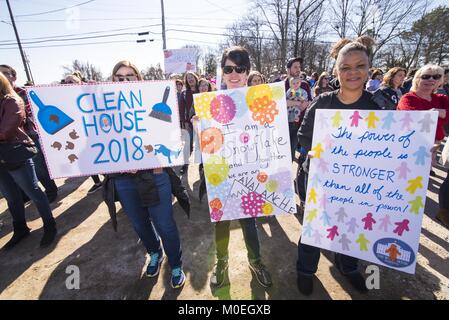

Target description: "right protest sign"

left=301, top=110, right=438, bottom=274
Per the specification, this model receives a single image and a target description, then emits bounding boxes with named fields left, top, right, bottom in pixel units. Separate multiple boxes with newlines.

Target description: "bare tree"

left=255, top=0, right=292, bottom=70
left=330, top=0, right=353, bottom=38
left=291, top=0, right=325, bottom=56
left=63, top=60, right=103, bottom=81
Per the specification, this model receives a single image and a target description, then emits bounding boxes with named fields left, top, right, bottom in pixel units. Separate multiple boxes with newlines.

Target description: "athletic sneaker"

left=171, top=267, right=186, bottom=288
left=145, top=252, right=164, bottom=277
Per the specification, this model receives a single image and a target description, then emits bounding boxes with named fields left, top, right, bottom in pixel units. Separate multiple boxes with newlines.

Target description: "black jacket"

left=102, top=167, right=190, bottom=231
left=298, top=90, right=380, bottom=153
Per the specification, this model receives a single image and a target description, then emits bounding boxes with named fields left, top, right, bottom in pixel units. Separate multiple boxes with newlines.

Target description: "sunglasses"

left=115, top=74, right=138, bottom=81
left=223, top=65, right=247, bottom=74
left=420, top=74, right=442, bottom=80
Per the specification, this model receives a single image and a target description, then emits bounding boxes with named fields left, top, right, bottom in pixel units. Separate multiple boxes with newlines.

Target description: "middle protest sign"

left=27, top=81, right=185, bottom=179
left=164, top=48, right=198, bottom=74
left=301, top=109, right=438, bottom=274
left=194, top=83, right=297, bottom=222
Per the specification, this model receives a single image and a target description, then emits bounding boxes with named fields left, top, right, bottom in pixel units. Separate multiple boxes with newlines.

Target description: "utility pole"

left=160, top=0, right=167, bottom=50
left=5, top=0, right=32, bottom=82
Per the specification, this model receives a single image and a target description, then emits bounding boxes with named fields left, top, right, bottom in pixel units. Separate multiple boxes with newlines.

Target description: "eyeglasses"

left=114, top=74, right=138, bottom=81
left=223, top=65, right=247, bottom=74
left=420, top=74, right=442, bottom=80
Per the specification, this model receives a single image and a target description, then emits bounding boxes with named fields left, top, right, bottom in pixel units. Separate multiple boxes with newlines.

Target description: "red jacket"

left=397, top=92, right=449, bottom=141
left=0, top=95, right=33, bottom=144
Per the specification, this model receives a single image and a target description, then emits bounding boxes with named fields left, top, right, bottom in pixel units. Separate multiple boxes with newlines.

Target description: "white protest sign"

left=301, top=109, right=438, bottom=274
left=164, top=48, right=198, bottom=74
left=27, top=81, right=185, bottom=179
left=194, top=83, right=296, bottom=222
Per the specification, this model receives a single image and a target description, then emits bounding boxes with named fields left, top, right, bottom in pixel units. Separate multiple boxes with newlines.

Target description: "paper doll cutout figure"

left=418, top=114, right=435, bottom=133
left=409, top=196, right=424, bottom=215
left=350, top=111, right=363, bottom=127
left=312, top=143, right=325, bottom=159
left=320, top=211, right=332, bottom=226
left=305, top=209, right=318, bottom=222
left=396, top=162, right=412, bottom=180
left=362, top=212, right=376, bottom=231
left=356, top=233, right=370, bottom=251
left=323, top=134, right=334, bottom=150
left=331, top=111, right=343, bottom=128
left=313, top=230, right=323, bottom=244
left=318, top=158, right=329, bottom=174
left=319, top=193, right=328, bottom=210
left=319, top=113, right=328, bottom=129
left=406, top=176, right=423, bottom=194
left=412, top=146, right=430, bottom=166
left=326, top=225, right=339, bottom=240
left=385, top=244, right=401, bottom=262
left=335, top=207, right=348, bottom=223
left=365, top=111, right=380, bottom=129
left=393, top=219, right=410, bottom=236
left=400, top=113, right=413, bottom=131
left=310, top=174, right=322, bottom=188
left=308, top=188, right=318, bottom=204
left=339, top=233, right=351, bottom=251
left=382, top=112, right=396, bottom=130
left=378, top=215, right=393, bottom=232
left=303, top=223, right=313, bottom=237
left=346, top=217, right=359, bottom=234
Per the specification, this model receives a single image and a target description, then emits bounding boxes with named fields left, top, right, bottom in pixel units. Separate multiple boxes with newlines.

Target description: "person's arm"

left=0, top=97, right=25, bottom=141
left=297, top=99, right=319, bottom=152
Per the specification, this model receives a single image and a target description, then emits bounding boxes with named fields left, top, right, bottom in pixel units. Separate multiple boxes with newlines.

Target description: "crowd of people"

left=1, top=34, right=449, bottom=295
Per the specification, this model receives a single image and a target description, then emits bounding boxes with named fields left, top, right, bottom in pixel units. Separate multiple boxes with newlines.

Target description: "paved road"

left=0, top=159, right=448, bottom=300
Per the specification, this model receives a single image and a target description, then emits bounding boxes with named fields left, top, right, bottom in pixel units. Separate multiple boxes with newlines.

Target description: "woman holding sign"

left=104, top=60, right=186, bottom=289
left=0, top=72, right=57, bottom=249
left=209, top=46, right=272, bottom=289
left=397, top=65, right=449, bottom=228
left=296, top=36, right=379, bottom=295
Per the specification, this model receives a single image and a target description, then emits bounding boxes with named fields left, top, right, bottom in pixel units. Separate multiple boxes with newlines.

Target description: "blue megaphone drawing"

left=29, top=90, right=74, bottom=135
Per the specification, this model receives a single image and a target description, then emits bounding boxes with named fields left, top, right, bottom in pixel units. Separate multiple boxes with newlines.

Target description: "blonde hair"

left=0, top=72, right=20, bottom=100
left=111, top=60, right=143, bottom=80
left=382, top=67, right=407, bottom=88
left=330, top=36, right=375, bottom=68
left=411, top=64, right=444, bottom=93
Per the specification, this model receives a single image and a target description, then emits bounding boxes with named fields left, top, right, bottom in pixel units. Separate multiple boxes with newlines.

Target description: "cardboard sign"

left=301, top=109, right=438, bottom=274
left=27, top=81, right=185, bottom=178
left=194, top=83, right=297, bottom=222
left=164, top=48, right=198, bottom=74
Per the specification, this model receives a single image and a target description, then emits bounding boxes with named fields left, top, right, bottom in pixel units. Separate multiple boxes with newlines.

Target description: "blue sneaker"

left=146, top=252, right=164, bottom=277
left=171, top=267, right=186, bottom=288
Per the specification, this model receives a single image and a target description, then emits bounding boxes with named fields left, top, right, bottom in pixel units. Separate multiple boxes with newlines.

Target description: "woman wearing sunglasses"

left=210, top=46, right=272, bottom=289
left=103, top=60, right=186, bottom=288
left=397, top=64, right=449, bottom=228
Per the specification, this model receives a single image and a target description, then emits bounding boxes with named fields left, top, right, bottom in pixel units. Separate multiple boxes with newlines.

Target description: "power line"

left=0, top=24, right=162, bottom=44
left=16, top=0, right=96, bottom=17
left=0, top=39, right=161, bottom=50
left=0, top=31, right=161, bottom=46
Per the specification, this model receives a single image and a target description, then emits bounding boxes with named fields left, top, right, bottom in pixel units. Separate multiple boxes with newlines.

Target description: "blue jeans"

left=296, top=168, right=358, bottom=275
left=30, top=134, right=57, bottom=194
left=0, top=158, right=54, bottom=224
left=215, top=218, right=261, bottom=264
left=439, top=169, right=449, bottom=209
left=114, top=172, right=182, bottom=269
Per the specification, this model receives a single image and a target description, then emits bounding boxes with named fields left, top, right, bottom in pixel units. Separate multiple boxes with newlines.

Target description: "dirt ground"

left=0, top=155, right=448, bottom=300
